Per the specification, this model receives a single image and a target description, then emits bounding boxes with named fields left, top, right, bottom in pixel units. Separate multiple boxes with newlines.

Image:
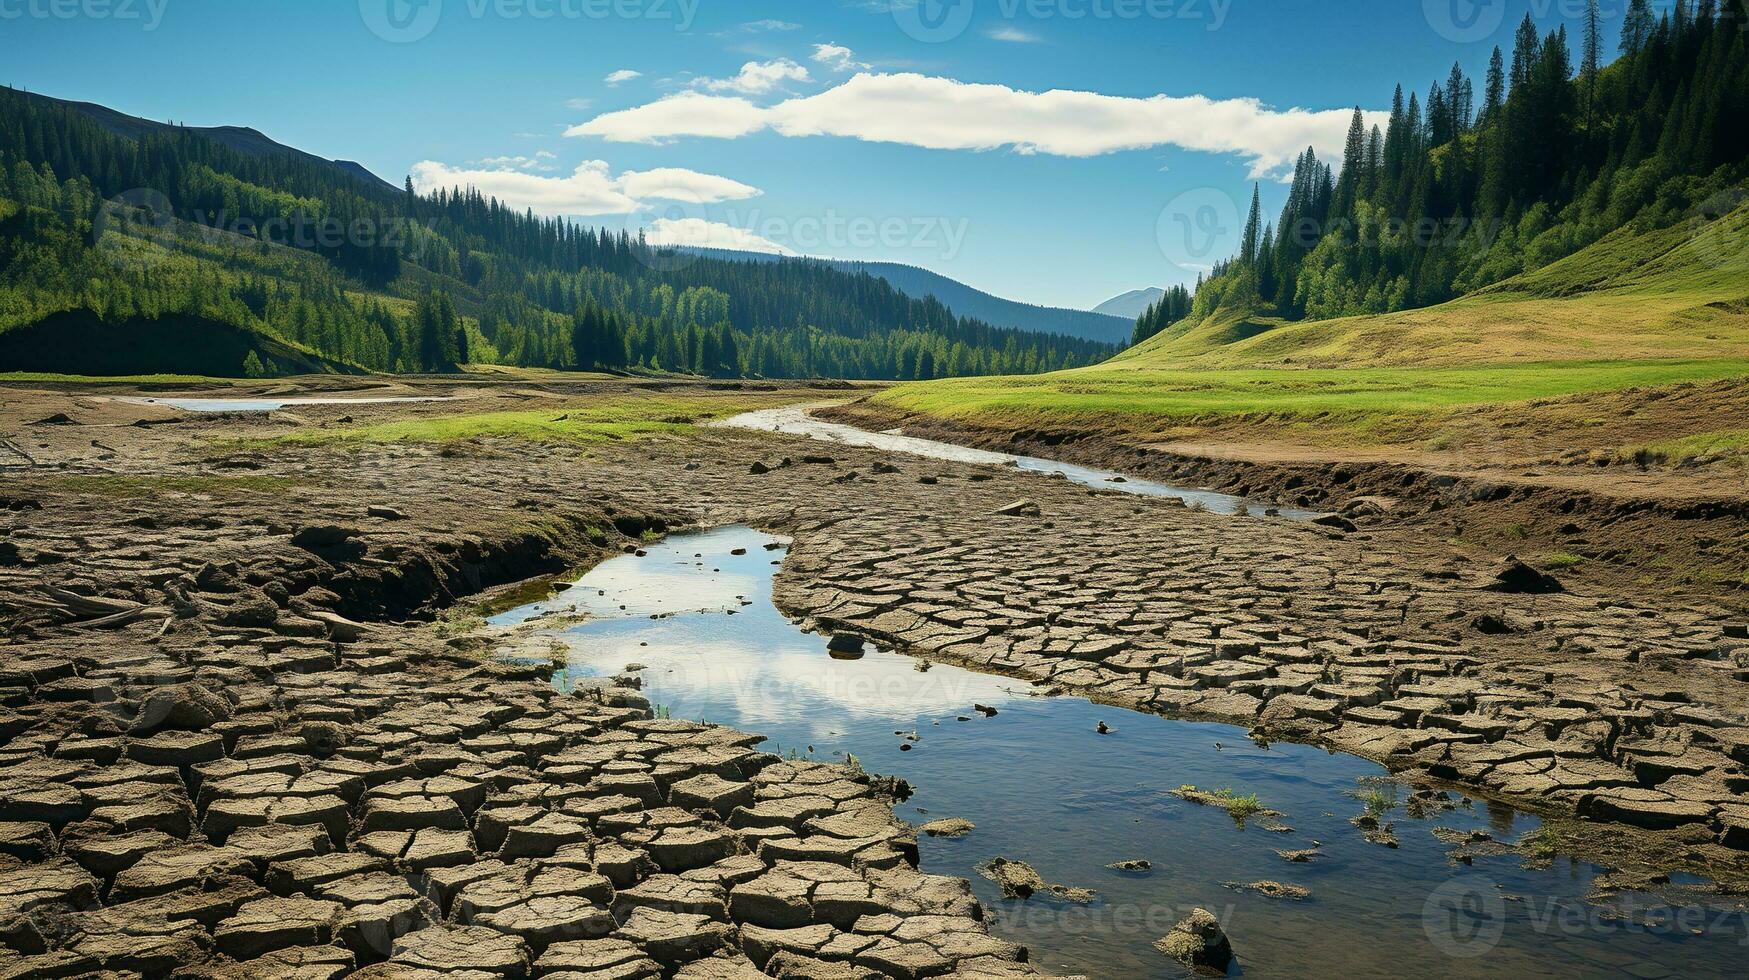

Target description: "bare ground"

left=3, top=378, right=1749, bottom=976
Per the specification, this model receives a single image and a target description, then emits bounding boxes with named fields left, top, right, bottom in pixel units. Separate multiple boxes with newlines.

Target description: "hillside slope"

left=853, top=200, right=1749, bottom=463
left=681, top=247, right=1134, bottom=345
left=10, top=89, right=393, bottom=191
left=1113, top=199, right=1749, bottom=370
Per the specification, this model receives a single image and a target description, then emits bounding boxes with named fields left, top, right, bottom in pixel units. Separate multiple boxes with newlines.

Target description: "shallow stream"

left=717, top=406, right=1322, bottom=520
left=494, top=527, right=1743, bottom=978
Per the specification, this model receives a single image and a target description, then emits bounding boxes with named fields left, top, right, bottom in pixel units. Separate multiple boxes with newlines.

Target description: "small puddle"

left=717, top=406, right=1322, bottom=520
left=116, top=395, right=460, bottom=413
left=494, top=527, right=1741, bottom=978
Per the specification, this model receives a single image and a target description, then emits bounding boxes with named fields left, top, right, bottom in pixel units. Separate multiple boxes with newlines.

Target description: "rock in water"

left=1484, top=557, right=1565, bottom=594
left=919, top=818, right=975, bottom=838
left=1155, top=908, right=1233, bottom=973
left=979, top=857, right=1046, bottom=898
left=993, top=499, right=1040, bottom=517
left=826, top=633, right=866, bottom=654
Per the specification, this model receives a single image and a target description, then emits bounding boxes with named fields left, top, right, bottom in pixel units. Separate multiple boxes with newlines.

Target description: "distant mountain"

left=1092, top=287, right=1165, bottom=321
left=9, top=89, right=394, bottom=192
left=681, top=248, right=1134, bottom=345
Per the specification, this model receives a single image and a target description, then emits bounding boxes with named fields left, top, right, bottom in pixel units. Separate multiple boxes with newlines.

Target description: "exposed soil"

left=3, top=377, right=1749, bottom=977
left=819, top=392, right=1749, bottom=610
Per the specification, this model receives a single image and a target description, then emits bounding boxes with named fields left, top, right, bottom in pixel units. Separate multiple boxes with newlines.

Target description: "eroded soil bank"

left=2, top=378, right=1749, bottom=978
left=817, top=398, right=1749, bottom=610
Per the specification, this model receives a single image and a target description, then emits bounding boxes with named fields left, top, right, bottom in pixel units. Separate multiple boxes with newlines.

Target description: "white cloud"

left=473, top=153, right=557, bottom=172
left=725, top=18, right=801, bottom=33
left=409, top=160, right=760, bottom=216
left=569, top=72, right=1382, bottom=179
left=987, top=25, right=1041, bottom=42
left=604, top=69, right=642, bottom=86
left=643, top=217, right=795, bottom=255
left=811, top=43, right=868, bottom=72
left=613, top=167, right=763, bottom=204
left=693, top=59, right=811, bottom=96
left=564, top=97, right=594, bottom=110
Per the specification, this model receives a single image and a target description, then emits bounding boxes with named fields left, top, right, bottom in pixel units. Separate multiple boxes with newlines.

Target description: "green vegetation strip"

left=869, top=360, right=1749, bottom=429
left=0, top=372, right=238, bottom=384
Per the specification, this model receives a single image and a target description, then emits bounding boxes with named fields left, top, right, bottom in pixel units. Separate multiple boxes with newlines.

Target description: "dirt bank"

left=818, top=399, right=1749, bottom=610
left=5, top=377, right=1749, bottom=979
left=0, top=381, right=1036, bottom=978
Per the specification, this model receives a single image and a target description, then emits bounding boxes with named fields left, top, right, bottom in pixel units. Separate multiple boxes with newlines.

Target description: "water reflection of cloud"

left=555, top=625, right=1019, bottom=729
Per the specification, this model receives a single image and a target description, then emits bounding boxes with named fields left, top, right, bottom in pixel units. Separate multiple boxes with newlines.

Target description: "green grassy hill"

left=859, top=200, right=1749, bottom=455
left=1114, top=197, right=1749, bottom=370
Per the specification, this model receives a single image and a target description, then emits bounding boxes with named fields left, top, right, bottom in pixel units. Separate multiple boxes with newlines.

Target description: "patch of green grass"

left=46, top=474, right=294, bottom=496
left=1620, top=428, right=1749, bottom=464
left=1358, top=786, right=1399, bottom=819
left=253, top=395, right=796, bottom=448
left=869, top=360, right=1749, bottom=439
left=1502, top=523, right=1530, bottom=540
left=1542, top=552, right=1587, bottom=570
left=0, top=372, right=237, bottom=384
left=1519, top=825, right=1561, bottom=860
left=1176, top=784, right=1268, bottom=824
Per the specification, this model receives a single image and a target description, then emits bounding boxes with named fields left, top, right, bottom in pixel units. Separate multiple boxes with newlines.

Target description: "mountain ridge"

left=1092, top=287, right=1165, bottom=320
left=7, top=88, right=394, bottom=192
left=678, top=247, right=1134, bottom=345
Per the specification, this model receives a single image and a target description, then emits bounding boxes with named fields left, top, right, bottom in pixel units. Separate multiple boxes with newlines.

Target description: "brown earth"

left=3, top=377, right=1749, bottom=977
left=819, top=381, right=1749, bottom=610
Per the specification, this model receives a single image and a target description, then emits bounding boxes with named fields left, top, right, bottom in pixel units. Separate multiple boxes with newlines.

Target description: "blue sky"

left=3, top=0, right=1626, bottom=309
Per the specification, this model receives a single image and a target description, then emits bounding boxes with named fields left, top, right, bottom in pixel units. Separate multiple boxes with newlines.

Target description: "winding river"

left=716, top=406, right=1324, bottom=520
left=493, top=526, right=1742, bottom=979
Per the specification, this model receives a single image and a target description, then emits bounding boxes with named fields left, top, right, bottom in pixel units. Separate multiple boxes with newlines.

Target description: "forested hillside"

left=0, top=88, right=1112, bottom=378
left=1143, top=0, right=1747, bottom=343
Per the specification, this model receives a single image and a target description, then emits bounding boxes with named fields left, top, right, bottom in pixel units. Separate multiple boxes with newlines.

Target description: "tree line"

left=1156, top=0, right=1746, bottom=332
left=0, top=87, right=1112, bottom=377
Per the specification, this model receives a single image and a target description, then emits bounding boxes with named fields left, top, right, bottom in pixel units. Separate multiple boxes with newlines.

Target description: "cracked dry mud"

left=3, top=384, right=1749, bottom=978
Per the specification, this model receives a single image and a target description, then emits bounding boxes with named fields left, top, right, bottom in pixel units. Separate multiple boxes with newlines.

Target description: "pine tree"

left=1582, top=0, right=1603, bottom=133
left=1482, top=47, right=1506, bottom=123
left=1621, top=0, right=1654, bottom=55
left=1240, top=184, right=1263, bottom=266
left=1511, top=14, right=1539, bottom=91
left=1333, top=107, right=1368, bottom=216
